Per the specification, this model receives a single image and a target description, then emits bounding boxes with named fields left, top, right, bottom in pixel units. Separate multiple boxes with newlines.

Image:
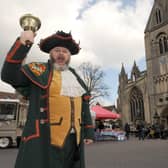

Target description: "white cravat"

left=60, top=69, right=85, bottom=97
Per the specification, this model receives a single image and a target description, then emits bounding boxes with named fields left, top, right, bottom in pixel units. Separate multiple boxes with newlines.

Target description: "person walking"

left=137, top=123, right=145, bottom=140
left=124, top=123, right=130, bottom=140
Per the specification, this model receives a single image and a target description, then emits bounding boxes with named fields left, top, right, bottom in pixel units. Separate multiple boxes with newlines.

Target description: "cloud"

left=74, top=0, right=154, bottom=68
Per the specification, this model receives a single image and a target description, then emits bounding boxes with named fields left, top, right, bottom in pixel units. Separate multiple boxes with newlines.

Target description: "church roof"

left=145, top=0, right=168, bottom=33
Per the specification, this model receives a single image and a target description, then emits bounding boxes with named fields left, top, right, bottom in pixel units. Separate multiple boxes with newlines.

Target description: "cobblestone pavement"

left=0, top=138, right=168, bottom=168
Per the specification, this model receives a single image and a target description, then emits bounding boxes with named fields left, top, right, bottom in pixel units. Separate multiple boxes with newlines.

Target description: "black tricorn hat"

left=39, top=31, right=80, bottom=55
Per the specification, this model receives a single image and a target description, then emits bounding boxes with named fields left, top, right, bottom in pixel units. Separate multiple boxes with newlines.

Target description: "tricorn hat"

left=39, top=31, right=80, bottom=55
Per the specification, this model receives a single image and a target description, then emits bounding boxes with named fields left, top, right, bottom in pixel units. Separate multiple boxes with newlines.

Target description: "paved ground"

left=0, top=138, right=168, bottom=168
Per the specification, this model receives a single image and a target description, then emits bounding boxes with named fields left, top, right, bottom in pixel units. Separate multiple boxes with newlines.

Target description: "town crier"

left=1, top=30, right=94, bottom=168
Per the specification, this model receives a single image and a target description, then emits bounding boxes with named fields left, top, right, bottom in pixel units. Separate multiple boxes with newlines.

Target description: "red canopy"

left=91, top=105, right=121, bottom=120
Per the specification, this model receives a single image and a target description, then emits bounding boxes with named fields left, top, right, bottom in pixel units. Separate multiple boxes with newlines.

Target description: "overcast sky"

left=0, top=0, right=154, bottom=105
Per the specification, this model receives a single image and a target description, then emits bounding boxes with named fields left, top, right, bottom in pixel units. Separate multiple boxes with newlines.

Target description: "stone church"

left=117, top=0, right=168, bottom=127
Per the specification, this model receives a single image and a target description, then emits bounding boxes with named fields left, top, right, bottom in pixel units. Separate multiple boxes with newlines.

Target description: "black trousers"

left=49, top=133, right=80, bottom=168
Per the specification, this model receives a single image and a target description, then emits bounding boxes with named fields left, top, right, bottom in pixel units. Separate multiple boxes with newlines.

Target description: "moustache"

left=56, top=55, right=65, bottom=61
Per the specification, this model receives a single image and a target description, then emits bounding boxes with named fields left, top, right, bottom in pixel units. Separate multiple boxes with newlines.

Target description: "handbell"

left=20, top=14, right=41, bottom=46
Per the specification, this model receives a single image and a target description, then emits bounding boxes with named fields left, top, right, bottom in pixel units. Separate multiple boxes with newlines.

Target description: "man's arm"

left=1, top=31, right=35, bottom=87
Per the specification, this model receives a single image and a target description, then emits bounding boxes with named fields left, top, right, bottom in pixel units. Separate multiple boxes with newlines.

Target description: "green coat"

left=1, top=38, right=94, bottom=168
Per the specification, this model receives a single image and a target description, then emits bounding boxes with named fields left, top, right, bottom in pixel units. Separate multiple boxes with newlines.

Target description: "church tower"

left=145, top=0, right=168, bottom=124
left=119, top=63, right=128, bottom=87
left=131, top=61, right=140, bottom=81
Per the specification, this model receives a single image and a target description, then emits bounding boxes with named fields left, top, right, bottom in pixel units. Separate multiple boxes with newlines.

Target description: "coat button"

left=40, top=108, right=44, bottom=112
left=40, top=119, right=45, bottom=124
left=22, top=137, right=26, bottom=141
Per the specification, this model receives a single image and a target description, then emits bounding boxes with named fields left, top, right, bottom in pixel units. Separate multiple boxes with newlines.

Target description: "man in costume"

left=1, top=30, right=94, bottom=168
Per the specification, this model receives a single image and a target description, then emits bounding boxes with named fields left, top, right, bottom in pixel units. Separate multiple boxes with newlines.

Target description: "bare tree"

left=78, top=62, right=109, bottom=104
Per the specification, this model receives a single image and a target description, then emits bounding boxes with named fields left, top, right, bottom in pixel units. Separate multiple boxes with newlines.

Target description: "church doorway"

left=130, top=87, right=145, bottom=123
left=161, top=107, right=168, bottom=128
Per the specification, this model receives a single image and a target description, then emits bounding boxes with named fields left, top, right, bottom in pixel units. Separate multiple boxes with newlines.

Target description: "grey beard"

left=53, top=63, right=69, bottom=71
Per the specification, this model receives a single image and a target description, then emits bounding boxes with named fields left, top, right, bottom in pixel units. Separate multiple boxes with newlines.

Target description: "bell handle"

left=25, top=40, right=32, bottom=47
left=23, top=27, right=35, bottom=47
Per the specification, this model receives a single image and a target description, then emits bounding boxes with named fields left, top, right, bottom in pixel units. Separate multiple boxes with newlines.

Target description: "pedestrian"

left=160, top=123, right=165, bottom=139
left=124, top=123, right=130, bottom=140
left=98, top=120, right=105, bottom=133
left=1, top=30, right=95, bottom=168
left=137, top=123, right=145, bottom=140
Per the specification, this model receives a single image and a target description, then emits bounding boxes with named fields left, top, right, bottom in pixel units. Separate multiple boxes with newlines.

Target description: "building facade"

left=117, top=63, right=151, bottom=126
left=117, top=0, right=168, bottom=127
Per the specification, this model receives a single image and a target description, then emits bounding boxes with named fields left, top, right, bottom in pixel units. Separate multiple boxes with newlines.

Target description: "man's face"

left=50, top=46, right=71, bottom=66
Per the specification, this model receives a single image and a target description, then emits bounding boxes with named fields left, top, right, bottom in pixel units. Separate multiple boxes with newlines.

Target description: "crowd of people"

left=125, top=122, right=168, bottom=140
left=94, top=120, right=168, bottom=141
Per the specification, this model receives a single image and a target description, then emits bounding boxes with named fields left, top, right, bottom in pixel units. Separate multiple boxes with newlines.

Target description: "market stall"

left=91, top=105, right=121, bottom=120
left=91, top=105, right=125, bottom=141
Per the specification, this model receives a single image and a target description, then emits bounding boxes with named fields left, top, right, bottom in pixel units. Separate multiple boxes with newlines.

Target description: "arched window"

left=159, top=38, right=164, bottom=54
left=130, top=87, right=145, bottom=122
left=156, top=9, right=162, bottom=24
left=164, top=37, right=168, bottom=52
left=157, top=33, right=168, bottom=54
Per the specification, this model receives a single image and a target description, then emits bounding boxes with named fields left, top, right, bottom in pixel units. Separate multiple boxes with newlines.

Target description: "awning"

left=91, top=105, right=121, bottom=120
